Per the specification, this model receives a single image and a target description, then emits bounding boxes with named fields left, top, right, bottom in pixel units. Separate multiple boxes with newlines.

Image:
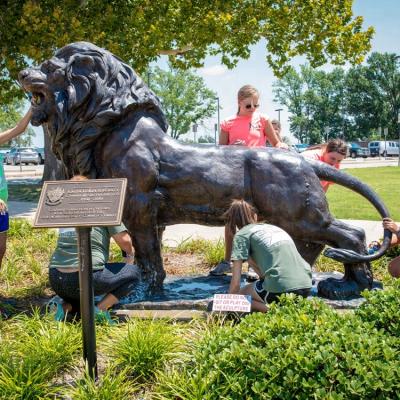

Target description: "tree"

left=0, top=98, right=34, bottom=147
left=346, top=52, right=400, bottom=139
left=273, top=65, right=348, bottom=143
left=150, top=65, right=217, bottom=139
left=0, top=0, right=374, bottom=102
left=274, top=65, right=365, bottom=143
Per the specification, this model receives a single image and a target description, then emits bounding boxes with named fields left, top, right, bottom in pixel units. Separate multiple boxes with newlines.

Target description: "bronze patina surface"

left=19, top=42, right=392, bottom=299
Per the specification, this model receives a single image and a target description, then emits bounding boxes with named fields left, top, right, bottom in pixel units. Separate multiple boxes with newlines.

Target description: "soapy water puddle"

left=118, top=271, right=382, bottom=309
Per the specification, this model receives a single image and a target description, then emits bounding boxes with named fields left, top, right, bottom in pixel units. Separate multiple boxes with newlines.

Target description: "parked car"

left=293, top=143, right=310, bottom=153
left=347, top=143, right=369, bottom=158
left=0, top=148, right=10, bottom=163
left=5, top=147, right=41, bottom=165
left=36, top=147, right=45, bottom=164
left=368, top=140, right=399, bottom=157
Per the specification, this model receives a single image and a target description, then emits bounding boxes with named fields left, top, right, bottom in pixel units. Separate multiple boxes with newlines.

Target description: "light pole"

left=275, top=108, right=283, bottom=122
left=147, top=71, right=152, bottom=87
left=216, top=97, right=220, bottom=144
left=398, top=111, right=400, bottom=166
left=192, top=123, right=198, bottom=143
left=324, top=126, right=329, bottom=143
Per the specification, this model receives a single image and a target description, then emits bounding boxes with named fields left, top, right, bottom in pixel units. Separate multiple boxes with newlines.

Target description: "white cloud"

left=198, top=64, right=228, bottom=77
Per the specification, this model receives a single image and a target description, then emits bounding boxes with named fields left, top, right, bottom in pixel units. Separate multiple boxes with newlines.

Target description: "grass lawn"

left=7, top=182, right=42, bottom=202
left=326, top=166, right=400, bottom=220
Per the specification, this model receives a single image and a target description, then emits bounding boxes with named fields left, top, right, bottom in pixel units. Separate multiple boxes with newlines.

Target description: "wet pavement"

left=118, top=272, right=382, bottom=311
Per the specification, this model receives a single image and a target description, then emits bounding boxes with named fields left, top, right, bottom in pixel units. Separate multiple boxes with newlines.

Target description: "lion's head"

left=19, top=41, right=168, bottom=177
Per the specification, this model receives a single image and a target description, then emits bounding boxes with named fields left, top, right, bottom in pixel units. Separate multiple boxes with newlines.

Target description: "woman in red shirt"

left=211, top=85, right=287, bottom=276
left=219, top=85, right=287, bottom=149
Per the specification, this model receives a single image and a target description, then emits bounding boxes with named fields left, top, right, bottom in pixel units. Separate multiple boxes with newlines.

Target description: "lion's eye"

left=42, top=61, right=57, bottom=74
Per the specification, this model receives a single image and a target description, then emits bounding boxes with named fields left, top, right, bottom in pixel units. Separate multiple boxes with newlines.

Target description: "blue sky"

left=30, top=0, right=399, bottom=146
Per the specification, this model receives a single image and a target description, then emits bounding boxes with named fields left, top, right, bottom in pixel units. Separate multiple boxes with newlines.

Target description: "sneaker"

left=246, top=267, right=259, bottom=282
left=94, top=306, right=117, bottom=325
left=47, top=298, right=66, bottom=322
left=367, top=240, right=381, bottom=255
left=209, top=260, right=232, bottom=276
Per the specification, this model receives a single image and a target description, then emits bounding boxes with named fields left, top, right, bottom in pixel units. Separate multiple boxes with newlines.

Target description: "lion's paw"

left=317, top=277, right=360, bottom=300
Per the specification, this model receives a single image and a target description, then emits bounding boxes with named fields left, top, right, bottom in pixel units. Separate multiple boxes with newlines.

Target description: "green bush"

left=0, top=219, right=56, bottom=298
left=173, top=238, right=225, bottom=267
left=385, top=244, right=400, bottom=259
left=64, top=367, right=138, bottom=400
left=107, top=319, right=184, bottom=382
left=155, top=297, right=400, bottom=399
left=0, top=311, right=81, bottom=399
left=356, top=280, right=400, bottom=338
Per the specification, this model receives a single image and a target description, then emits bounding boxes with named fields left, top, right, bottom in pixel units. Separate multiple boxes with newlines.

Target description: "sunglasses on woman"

left=245, top=104, right=259, bottom=109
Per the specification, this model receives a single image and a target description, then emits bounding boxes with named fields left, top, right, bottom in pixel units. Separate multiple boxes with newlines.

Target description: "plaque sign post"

left=34, top=178, right=127, bottom=380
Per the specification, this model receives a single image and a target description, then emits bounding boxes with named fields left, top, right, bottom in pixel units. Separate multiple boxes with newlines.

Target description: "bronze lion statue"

left=19, top=42, right=392, bottom=300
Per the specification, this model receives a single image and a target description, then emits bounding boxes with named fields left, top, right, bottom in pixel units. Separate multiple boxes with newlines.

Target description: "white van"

left=368, top=141, right=399, bottom=157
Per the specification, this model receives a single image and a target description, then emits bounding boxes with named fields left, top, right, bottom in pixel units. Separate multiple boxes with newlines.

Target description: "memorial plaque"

left=212, top=294, right=252, bottom=313
left=33, top=178, right=127, bottom=228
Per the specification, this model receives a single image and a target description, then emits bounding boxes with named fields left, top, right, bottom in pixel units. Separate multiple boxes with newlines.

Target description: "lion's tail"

left=308, top=159, right=392, bottom=263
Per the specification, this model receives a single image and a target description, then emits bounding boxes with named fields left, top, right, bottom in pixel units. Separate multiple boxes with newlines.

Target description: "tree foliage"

left=0, top=0, right=374, bottom=102
left=150, top=65, right=217, bottom=139
left=0, top=98, right=34, bottom=147
left=274, top=65, right=349, bottom=143
left=273, top=53, right=400, bottom=143
left=346, top=52, right=400, bottom=139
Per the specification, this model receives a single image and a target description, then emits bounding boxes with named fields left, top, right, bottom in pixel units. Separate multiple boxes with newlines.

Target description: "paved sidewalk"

left=8, top=201, right=384, bottom=245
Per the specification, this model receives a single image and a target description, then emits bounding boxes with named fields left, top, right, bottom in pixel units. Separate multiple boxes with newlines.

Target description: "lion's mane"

left=46, top=41, right=168, bottom=177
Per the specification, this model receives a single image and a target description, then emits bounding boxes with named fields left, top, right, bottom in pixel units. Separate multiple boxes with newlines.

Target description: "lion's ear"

left=67, top=55, right=96, bottom=110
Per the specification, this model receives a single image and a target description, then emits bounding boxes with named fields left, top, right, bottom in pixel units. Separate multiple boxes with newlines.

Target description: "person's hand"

left=0, top=200, right=7, bottom=214
left=276, top=142, right=289, bottom=150
left=232, top=139, right=246, bottom=146
left=0, top=199, right=7, bottom=213
left=383, top=217, right=399, bottom=233
left=123, top=254, right=135, bottom=265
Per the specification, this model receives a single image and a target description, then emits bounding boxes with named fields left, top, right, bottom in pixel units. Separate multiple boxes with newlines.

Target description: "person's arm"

left=219, top=128, right=229, bottom=145
left=228, top=260, right=243, bottom=294
left=112, top=231, right=135, bottom=263
left=0, top=108, right=32, bottom=146
left=264, top=119, right=288, bottom=149
left=383, top=218, right=400, bottom=246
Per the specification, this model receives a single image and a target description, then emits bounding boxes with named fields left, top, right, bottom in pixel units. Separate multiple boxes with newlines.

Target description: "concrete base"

left=114, top=309, right=206, bottom=321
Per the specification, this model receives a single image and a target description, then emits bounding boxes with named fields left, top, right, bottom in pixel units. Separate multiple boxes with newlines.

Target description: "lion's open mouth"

left=26, top=90, right=48, bottom=126
left=30, top=92, right=45, bottom=106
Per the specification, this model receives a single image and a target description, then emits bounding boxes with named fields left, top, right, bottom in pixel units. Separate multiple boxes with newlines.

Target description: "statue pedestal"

left=118, top=272, right=383, bottom=313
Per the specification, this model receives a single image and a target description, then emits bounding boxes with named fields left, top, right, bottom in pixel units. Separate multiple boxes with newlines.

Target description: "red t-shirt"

left=302, top=148, right=340, bottom=191
left=220, top=112, right=269, bottom=147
